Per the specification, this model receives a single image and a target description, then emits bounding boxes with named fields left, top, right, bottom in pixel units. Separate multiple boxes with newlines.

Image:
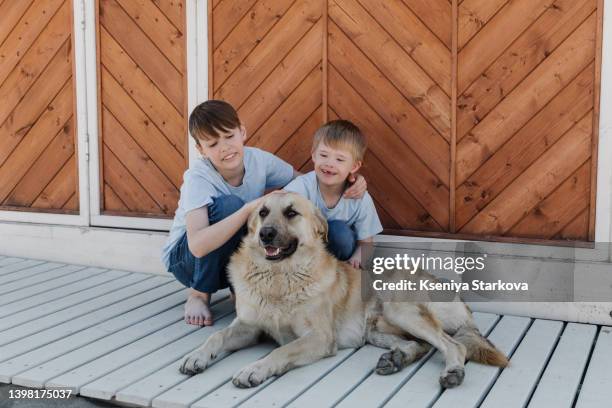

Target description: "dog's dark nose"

left=259, top=226, right=277, bottom=244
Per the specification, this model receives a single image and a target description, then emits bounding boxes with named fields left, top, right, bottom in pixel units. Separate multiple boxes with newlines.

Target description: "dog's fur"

left=179, top=193, right=507, bottom=388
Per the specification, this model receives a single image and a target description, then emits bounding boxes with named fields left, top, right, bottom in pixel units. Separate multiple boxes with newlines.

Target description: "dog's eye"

left=259, top=207, right=269, bottom=218
left=284, top=210, right=299, bottom=218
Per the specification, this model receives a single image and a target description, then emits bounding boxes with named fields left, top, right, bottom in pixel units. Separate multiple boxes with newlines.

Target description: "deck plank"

left=46, top=300, right=236, bottom=392
left=11, top=294, right=227, bottom=389
left=480, top=319, right=564, bottom=408
left=238, top=348, right=356, bottom=408
left=528, top=323, right=597, bottom=408
left=0, top=269, right=130, bottom=324
left=0, top=262, right=68, bottom=285
left=82, top=313, right=239, bottom=401
left=114, top=316, right=243, bottom=406
left=0, top=281, right=186, bottom=381
left=0, top=257, right=27, bottom=266
left=429, top=315, right=532, bottom=408
left=0, top=276, right=169, bottom=347
left=341, top=313, right=500, bottom=408
left=0, top=259, right=45, bottom=276
left=152, top=342, right=276, bottom=408
left=288, top=346, right=384, bottom=408
left=0, top=262, right=74, bottom=294
left=190, top=375, right=276, bottom=408
left=574, top=326, right=612, bottom=408
left=0, top=271, right=140, bottom=328
left=0, top=266, right=106, bottom=306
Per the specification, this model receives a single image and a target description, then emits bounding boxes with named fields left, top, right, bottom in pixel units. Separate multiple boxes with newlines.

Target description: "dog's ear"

left=313, top=207, right=328, bottom=242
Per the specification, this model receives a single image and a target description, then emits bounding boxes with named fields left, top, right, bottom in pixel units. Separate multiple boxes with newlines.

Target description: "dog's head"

left=246, top=192, right=328, bottom=261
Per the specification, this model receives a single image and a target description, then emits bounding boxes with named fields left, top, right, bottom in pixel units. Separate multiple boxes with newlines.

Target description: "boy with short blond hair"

left=163, top=102, right=367, bottom=326
left=284, top=120, right=382, bottom=268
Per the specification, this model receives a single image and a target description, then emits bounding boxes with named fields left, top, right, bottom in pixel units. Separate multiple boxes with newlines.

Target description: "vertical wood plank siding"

left=210, top=0, right=603, bottom=243
left=0, top=0, right=78, bottom=213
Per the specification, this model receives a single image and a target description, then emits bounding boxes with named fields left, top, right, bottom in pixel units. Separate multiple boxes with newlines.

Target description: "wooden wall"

left=0, top=0, right=79, bottom=213
left=209, top=0, right=603, bottom=243
left=96, top=0, right=187, bottom=217
left=455, top=0, right=600, bottom=241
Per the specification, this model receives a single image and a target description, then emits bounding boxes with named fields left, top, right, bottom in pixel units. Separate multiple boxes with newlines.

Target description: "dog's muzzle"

left=259, top=226, right=299, bottom=261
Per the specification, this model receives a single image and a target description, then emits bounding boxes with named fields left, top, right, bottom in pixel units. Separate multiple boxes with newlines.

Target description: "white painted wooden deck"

left=0, top=255, right=610, bottom=408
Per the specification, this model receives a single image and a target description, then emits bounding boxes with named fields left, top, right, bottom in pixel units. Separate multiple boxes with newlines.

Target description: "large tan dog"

left=179, top=193, right=507, bottom=388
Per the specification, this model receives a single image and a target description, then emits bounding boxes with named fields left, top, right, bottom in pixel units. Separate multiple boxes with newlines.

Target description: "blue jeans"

left=167, top=195, right=246, bottom=293
left=327, top=220, right=357, bottom=261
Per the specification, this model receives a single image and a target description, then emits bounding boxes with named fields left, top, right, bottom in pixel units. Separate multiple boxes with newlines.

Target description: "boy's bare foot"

left=185, top=290, right=213, bottom=326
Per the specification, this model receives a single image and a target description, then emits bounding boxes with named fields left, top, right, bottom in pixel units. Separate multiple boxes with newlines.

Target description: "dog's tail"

left=454, top=325, right=508, bottom=367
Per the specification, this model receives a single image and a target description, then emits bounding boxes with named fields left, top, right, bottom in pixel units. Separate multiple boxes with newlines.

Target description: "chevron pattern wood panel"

left=328, top=0, right=452, bottom=232
left=456, top=0, right=600, bottom=240
left=0, top=0, right=78, bottom=213
left=211, top=0, right=325, bottom=176
left=98, top=0, right=187, bottom=217
left=210, top=0, right=452, bottom=233
left=210, top=0, right=603, bottom=243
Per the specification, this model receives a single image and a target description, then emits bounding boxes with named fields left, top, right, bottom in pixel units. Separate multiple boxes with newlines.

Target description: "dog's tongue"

left=265, top=246, right=281, bottom=257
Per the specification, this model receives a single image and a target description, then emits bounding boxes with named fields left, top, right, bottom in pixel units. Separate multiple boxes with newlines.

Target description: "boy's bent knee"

left=327, top=220, right=356, bottom=261
left=209, top=195, right=245, bottom=222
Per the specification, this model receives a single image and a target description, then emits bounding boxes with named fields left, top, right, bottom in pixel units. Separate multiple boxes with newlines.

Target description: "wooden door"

left=0, top=0, right=79, bottom=213
left=211, top=0, right=603, bottom=244
left=96, top=0, right=188, bottom=218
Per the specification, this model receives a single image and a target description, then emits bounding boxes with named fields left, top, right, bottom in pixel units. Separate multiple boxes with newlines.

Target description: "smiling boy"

left=284, top=120, right=383, bottom=268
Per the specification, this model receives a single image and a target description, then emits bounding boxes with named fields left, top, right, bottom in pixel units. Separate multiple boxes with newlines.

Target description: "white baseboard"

left=0, top=221, right=169, bottom=275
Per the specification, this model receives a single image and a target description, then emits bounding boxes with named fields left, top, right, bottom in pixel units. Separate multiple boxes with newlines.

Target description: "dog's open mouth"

left=263, top=239, right=298, bottom=260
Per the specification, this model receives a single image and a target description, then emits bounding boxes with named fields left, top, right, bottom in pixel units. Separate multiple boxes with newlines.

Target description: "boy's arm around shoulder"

left=343, top=173, right=367, bottom=199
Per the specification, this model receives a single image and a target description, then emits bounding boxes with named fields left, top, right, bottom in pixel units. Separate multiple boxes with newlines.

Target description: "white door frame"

left=80, top=0, right=205, bottom=231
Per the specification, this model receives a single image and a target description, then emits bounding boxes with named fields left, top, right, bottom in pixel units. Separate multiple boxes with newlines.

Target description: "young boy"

left=284, top=120, right=382, bottom=268
left=162, top=101, right=366, bottom=326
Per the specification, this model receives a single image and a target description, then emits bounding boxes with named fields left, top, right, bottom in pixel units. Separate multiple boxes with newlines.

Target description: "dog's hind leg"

left=180, top=318, right=261, bottom=375
left=381, top=303, right=467, bottom=388
left=366, top=326, right=431, bottom=375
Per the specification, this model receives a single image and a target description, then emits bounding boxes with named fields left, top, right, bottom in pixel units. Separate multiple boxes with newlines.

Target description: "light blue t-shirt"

left=161, top=147, right=294, bottom=268
left=284, top=171, right=383, bottom=240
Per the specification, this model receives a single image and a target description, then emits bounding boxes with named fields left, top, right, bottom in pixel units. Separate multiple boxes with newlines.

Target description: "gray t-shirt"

left=161, top=147, right=294, bottom=268
left=284, top=171, right=383, bottom=240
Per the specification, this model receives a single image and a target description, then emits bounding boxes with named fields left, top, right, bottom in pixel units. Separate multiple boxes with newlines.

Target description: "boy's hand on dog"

left=247, top=190, right=286, bottom=212
left=344, top=173, right=367, bottom=199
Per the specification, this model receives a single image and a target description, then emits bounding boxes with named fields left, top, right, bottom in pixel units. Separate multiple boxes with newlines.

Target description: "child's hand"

left=347, top=246, right=362, bottom=269
left=347, top=256, right=362, bottom=269
left=247, top=190, right=286, bottom=212
left=344, top=173, right=367, bottom=199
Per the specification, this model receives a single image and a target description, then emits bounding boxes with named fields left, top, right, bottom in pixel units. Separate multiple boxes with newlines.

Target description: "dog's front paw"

left=232, top=362, right=272, bottom=388
left=439, top=366, right=465, bottom=388
left=179, top=351, right=212, bottom=375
